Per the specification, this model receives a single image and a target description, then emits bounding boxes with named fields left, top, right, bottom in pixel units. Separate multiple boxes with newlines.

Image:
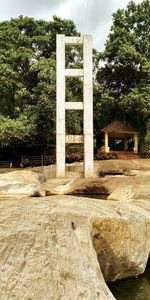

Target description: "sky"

left=0, top=0, right=144, bottom=51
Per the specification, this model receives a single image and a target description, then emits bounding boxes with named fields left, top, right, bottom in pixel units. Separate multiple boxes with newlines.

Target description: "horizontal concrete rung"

left=65, top=102, right=83, bottom=110
left=65, top=69, right=84, bottom=77
left=65, top=36, right=83, bottom=45
left=65, top=135, right=84, bottom=144
left=65, top=172, right=84, bottom=179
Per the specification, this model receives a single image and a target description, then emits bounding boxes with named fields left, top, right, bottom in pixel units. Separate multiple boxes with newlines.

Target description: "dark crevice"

left=71, top=221, right=76, bottom=230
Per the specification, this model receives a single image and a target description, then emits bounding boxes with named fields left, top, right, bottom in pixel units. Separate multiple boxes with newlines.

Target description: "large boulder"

left=0, top=196, right=115, bottom=300
left=94, top=159, right=150, bottom=176
left=0, top=169, right=43, bottom=196
left=0, top=159, right=150, bottom=201
left=0, top=196, right=150, bottom=299
left=91, top=200, right=150, bottom=281
left=0, top=165, right=56, bottom=197
left=37, top=159, right=150, bottom=201
left=39, top=173, right=150, bottom=201
left=107, top=171, right=150, bottom=201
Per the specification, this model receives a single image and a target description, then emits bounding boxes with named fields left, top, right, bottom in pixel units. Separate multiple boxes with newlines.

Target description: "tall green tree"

left=97, top=0, right=150, bottom=96
left=96, top=0, right=150, bottom=138
left=0, top=16, right=81, bottom=149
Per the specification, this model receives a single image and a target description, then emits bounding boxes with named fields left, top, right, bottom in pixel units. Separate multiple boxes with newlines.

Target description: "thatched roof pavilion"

left=101, top=120, right=138, bottom=153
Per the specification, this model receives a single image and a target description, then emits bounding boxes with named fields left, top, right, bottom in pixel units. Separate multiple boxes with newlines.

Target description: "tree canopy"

left=0, top=1, right=149, bottom=156
left=97, top=0, right=150, bottom=95
left=96, top=0, right=150, bottom=138
left=0, top=15, right=83, bottom=150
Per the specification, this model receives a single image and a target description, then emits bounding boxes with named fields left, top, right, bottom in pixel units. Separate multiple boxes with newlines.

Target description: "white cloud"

left=0, top=0, right=144, bottom=51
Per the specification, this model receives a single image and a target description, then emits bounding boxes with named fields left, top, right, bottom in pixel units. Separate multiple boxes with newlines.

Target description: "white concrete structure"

left=56, top=34, right=93, bottom=178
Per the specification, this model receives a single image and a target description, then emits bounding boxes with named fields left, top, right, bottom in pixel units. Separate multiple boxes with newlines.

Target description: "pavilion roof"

left=102, top=120, right=138, bottom=134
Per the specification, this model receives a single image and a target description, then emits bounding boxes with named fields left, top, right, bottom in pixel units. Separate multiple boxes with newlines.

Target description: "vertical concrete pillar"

left=134, top=133, right=138, bottom=153
left=56, top=34, right=65, bottom=177
left=104, top=132, right=109, bottom=153
left=83, top=35, right=93, bottom=178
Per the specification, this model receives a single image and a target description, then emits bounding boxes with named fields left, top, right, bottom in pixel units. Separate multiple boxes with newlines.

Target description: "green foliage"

left=0, top=7, right=149, bottom=153
left=0, top=16, right=81, bottom=148
left=96, top=0, right=150, bottom=139
left=0, top=114, right=36, bottom=146
left=120, top=80, right=150, bottom=134
left=93, top=84, right=114, bottom=134
left=144, top=120, right=150, bottom=152
left=97, top=0, right=150, bottom=96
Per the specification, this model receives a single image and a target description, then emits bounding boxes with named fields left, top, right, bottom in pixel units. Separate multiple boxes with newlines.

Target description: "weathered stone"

left=39, top=159, right=150, bottom=200
left=0, top=160, right=150, bottom=201
left=0, top=196, right=150, bottom=299
left=0, top=196, right=116, bottom=300
left=0, top=169, right=44, bottom=196
left=42, top=178, right=110, bottom=196
left=91, top=201, right=150, bottom=281
left=107, top=172, right=150, bottom=201
left=94, top=158, right=150, bottom=175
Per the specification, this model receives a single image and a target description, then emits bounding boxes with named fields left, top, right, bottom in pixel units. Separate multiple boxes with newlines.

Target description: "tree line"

left=0, top=0, right=149, bottom=158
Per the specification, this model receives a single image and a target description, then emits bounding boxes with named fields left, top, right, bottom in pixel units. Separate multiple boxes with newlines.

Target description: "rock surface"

left=0, top=196, right=115, bottom=300
left=0, top=196, right=150, bottom=299
left=0, top=169, right=43, bottom=196
left=0, top=159, right=150, bottom=298
left=0, top=160, right=150, bottom=202
left=38, top=159, right=150, bottom=201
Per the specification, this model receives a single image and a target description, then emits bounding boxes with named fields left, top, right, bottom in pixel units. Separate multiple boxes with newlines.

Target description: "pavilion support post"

left=104, top=132, right=109, bottom=153
left=124, top=138, right=128, bottom=151
left=134, top=133, right=138, bottom=153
